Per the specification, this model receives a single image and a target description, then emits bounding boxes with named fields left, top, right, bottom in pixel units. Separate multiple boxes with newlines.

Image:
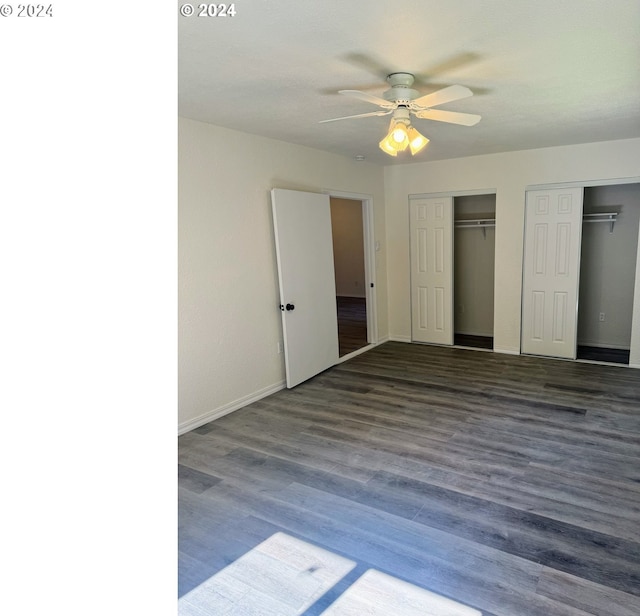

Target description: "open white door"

left=410, top=196, right=454, bottom=345
left=271, top=188, right=339, bottom=388
left=521, top=187, right=583, bottom=359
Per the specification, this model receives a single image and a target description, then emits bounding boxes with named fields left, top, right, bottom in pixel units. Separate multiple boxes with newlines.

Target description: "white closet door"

left=271, top=188, right=339, bottom=388
left=410, top=196, right=453, bottom=345
left=521, top=188, right=583, bottom=359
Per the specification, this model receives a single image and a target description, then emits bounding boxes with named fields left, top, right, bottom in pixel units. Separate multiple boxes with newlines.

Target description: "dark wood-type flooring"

left=336, top=296, right=367, bottom=356
left=454, top=333, right=494, bottom=350
left=577, top=345, right=630, bottom=365
left=178, top=342, right=640, bottom=615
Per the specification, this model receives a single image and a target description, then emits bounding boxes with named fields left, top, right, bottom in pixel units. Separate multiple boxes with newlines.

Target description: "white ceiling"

left=178, top=1, right=640, bottom=165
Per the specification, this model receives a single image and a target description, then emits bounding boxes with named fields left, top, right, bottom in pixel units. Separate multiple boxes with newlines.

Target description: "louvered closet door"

left=521, top=188, right=583, bottom=359
left=410, top=196, right=453, bottom=345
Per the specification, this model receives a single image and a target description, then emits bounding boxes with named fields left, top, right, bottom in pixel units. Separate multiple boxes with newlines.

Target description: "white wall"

left=384, top=138, right=640, bottom=352
left=330, top=198, right=366, bottom=298
left=179, top=118, right=387, bottom=432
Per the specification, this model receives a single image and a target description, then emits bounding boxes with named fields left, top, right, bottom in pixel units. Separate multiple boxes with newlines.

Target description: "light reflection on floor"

left=179, top=532, right=481, bottom=616
left=179, top=532, right=355, bottom=615
left=321, top=568, right=482, bottom=616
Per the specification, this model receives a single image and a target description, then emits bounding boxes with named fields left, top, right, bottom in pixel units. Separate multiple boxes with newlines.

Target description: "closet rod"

left=454, top=218, right=496, bottom=238
left=583, top=212, right=618, bottom=233
left=454, top=219, right=496, bottom=228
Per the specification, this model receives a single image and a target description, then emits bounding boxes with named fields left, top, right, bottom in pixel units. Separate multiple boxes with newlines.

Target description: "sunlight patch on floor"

left=320, top=568, right=482, bottom=616
left=179, top=532, right=481, bottom=615
left=178, top=532, right=356, bottom=615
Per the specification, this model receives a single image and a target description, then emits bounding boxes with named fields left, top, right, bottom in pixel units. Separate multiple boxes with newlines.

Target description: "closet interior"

left=453, top=194, right=496, bottom=350
left=576, top=183, right=640, bottom=364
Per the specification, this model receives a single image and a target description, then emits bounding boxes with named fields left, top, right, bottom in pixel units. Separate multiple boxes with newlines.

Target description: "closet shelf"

left=583, top=212, right=618, bottom=233
left=454, top=218, right=496, bottom=228
left=454, top=218, right=496, bottom=238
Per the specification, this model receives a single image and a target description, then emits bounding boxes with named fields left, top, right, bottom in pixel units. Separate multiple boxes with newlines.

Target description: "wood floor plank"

left=536, top=567, right=640, bottom=616
left=447, top=426, right=640, bottom=483
left=179, top=341, right=640, bottom=615
left=384, top=459, right=640, bottom=543
left=197, top=479, right=524, bottom=615
left=462, top=414, right=640, bottom=456
left=178, top=464, right=222, bottom=494
left=193, top=476, right=597, bottom=616
left=280, top=482, right=544, bottom=597
left=336, top=296, right=368, bottom=357
left=389, top=471, right=640, bottom=596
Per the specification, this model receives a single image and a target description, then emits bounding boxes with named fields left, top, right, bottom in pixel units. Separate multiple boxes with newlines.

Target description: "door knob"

left=286, top=303, right=295, bottom=311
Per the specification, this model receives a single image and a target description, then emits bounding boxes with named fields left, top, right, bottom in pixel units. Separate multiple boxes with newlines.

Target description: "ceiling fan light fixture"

left=378, top=136, right=398, bottom=156
left=379, top=120, right=408, bottom=152
left=408, top=126, right=429, bottom=155
left=322, top=74, right=480, bottom=159
left=391, top=121, right=408, bottom=144
left=379, top=119, right=426, bottom=157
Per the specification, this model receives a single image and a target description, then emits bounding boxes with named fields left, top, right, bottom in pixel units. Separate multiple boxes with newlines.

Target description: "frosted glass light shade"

left=408, top=126, right=429, bottom=155
left=378, top=136, right=398, bottom=156
left=391, top=122, right=408, bottom=143
left=379, top=120, right=428, bottom=157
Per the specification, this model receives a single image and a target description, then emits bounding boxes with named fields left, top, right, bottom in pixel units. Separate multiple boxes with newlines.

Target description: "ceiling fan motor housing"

left=386, top=72, right=415, bottom=87
left=392, top=107, right=411, bottom=123
left=383, top=72, right=420, bottom=104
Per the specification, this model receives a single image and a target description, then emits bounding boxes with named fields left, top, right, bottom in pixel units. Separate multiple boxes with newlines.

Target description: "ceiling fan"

left=320, top=72, right=481, bottom=156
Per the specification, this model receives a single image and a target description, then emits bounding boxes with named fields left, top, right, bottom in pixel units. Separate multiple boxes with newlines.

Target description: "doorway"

left=576, top=184, right=640, bottom=365
left=330, top=197, right=368, bottom=357
left=272, top=188, right=377, bottom=387
left=454, top=194, right=496, bottom=350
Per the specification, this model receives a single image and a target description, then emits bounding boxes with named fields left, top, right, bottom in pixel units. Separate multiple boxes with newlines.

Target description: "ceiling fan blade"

left=414, top=108, right=481, bottom=126
left=339, top=90, right=396, bottom=109
left=411, top=85, right=473, bottom=108
left=341, top=52, right=395, bottom=80
left=417, top=52, right=480, bottom=80
left=319, top=110, right=392, bottom=123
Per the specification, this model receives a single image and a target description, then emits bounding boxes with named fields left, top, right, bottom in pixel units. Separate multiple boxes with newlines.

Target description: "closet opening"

left=453, top=194, right=496, bottom=350
left=576, top=183, right=640, bottom=365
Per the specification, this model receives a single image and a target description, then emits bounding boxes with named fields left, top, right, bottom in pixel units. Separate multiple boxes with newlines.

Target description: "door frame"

left=324, top=189, right=378, bottom=359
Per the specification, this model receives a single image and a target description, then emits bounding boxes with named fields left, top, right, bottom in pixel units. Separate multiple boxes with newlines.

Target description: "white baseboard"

left=494, top=347, right=521, bottom=355
left=178, top=380, right=286, bottom=435
left=337, top=343, right=378, bottom=363
left=388, top=335, right=412, bottom=343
